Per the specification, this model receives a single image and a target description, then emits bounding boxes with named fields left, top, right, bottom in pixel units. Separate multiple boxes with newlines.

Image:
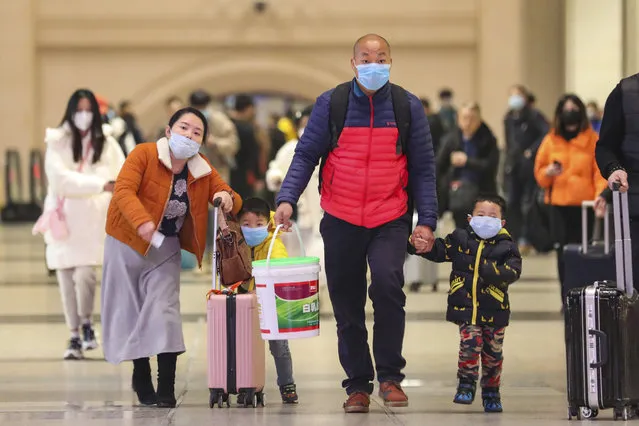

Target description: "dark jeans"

left=320, top=212, right=410, bottom=395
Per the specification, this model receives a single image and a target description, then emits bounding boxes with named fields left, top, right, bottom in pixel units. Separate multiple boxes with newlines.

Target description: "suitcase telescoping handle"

left=611, top=183, right=634, bottom=295
left=212, top=197, right=222, bottom=291
left=580, top=200, right=609, bottom=255
left=588, top=329, right=609, bottom=368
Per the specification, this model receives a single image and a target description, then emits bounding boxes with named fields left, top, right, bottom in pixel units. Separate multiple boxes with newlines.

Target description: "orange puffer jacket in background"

left=105, top=138, right=242, bottom=266
left=534, top=127, right=607, bottom=206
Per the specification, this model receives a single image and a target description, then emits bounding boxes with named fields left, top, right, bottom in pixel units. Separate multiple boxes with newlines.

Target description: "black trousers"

left=320, top=212, right=410, bottom=395
left=504, top=171, right=536, bottom=244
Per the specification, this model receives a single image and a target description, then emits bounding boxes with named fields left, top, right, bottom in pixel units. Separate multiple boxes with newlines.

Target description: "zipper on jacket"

left=361, top=96, right=375, bottom=225
left=184, top=172, right=213, bottom=267
left=145, top=179, right=174, bottom=256
left=186, top=183, right=201, bottom=267
left=471, top=240, right=485, bottom=325
left=182, top=171, right=212, bottom=267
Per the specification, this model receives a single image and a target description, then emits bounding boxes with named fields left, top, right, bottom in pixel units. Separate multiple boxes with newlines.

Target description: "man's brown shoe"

left=343, top=391, right=370, bottom=413
left=379, top=381, right=408, bottom=407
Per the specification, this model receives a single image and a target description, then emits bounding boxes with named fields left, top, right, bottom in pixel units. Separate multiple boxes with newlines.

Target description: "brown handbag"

left=214, top=210, right=253, bottom=287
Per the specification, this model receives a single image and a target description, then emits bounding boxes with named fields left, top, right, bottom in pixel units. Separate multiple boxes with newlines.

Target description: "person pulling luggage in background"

left=595, top=72, right=639, bottom=291
left=409, top=194, right=522, bottom=413
left=533, top=94, right=607, bottom=308
left=237, top=197, right=299, bottom=404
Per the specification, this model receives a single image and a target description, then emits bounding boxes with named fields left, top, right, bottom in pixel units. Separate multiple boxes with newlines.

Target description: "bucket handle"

left=266, top=223, right=305, bottom=268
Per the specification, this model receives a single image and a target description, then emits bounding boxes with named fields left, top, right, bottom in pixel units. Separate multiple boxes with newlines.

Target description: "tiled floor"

left=0, top=223, right=580, bottom=425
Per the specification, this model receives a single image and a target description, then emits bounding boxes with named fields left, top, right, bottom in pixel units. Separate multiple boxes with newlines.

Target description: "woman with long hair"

left=534, top=94, right=608, bottom=306
left=100, top=107, right=241, bottom=408
left=36, top=88, right=125, bottom=360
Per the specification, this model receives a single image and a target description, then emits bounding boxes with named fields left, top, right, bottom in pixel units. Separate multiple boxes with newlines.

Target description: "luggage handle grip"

left=212, top=200, right=221, bottom=290
left=581, top=200, right=609, bottom=255
left=611, top=184, right=634, bottom=295
left=588, top=329, right=608, bottom=369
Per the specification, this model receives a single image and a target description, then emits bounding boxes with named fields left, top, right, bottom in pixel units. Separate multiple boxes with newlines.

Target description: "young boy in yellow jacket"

left=238, top=197, right=298, bottom=403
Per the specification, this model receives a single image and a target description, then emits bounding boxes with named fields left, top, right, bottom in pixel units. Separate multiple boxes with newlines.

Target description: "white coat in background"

left=109, top=116, right=137, bottom=155
left=42, top=122, right=125, bottom=270
left=265, top=138, right=325, bottom=285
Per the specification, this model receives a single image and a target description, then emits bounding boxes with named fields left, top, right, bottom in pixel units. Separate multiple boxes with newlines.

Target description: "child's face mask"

left=469, top=216, right=502, bottom=240
left=241, top=226, right=269, bottom=247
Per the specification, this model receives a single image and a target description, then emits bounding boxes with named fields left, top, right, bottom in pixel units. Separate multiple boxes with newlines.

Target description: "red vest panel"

left=320, top=125, right=408, bottom=228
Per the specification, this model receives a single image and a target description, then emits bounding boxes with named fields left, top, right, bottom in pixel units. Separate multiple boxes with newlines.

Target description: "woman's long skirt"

left=101, top=235, right=185, bottom=364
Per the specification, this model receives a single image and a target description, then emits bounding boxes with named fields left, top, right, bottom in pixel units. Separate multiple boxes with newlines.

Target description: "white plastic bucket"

left=253, top=223, right=321, bottom=340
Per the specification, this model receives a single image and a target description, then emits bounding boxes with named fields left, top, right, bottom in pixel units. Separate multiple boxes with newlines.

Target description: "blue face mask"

left=356, top=63, right=391, bottom=91
left=241, top=226, right=269, bottom=247
left=168, top=132, right=200, bottom=160
left=469, top=216, right=502, bottom=240
left=508, top=94, right=526, bottom=111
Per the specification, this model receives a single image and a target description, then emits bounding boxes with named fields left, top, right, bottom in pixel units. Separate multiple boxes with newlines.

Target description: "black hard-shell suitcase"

left=562, top=201, right=616, bottom=303
left=565, top=186, right=639, bottom=421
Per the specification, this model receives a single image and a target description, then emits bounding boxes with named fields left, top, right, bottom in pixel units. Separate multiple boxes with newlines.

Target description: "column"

left=477, top=0, right=526, bottom=149
left=565, top=0, right=623, bottom=105
left=0, top=0, right=37, bottom=205
left=624, top=0, right=639, bottom=76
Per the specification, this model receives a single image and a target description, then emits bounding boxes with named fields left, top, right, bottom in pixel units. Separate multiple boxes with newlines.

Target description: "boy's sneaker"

left=453, top=379, right=476, bottom=404
left=82, top=324, right=98, bottom=351
left=63, top=337, right=83, bottom=360
left=482, top=388, right=503, bottom=413
left=280, top=383, right=298, bottom=404
left=343, top=391, right=370, bottom=413
left=378, top=381, right=408, bottom=407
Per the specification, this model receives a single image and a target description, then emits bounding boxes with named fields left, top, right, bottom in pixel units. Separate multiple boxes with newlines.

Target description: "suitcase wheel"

left=244, top=392, right=257, bottom=408
left=613, top=406, right=632, bottom=421
left=576, top=406, right=598, bottom=420
left=209, top=389, right=229, bottom=409
left=256, top=392, right=265, bottom=407
left=567, top=406, right=578, bottom=420
left=238, top=390, right=264, bottom=408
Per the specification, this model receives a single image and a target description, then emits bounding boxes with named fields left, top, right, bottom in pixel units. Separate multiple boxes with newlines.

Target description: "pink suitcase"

left=206, top=199, right=265, bottom=408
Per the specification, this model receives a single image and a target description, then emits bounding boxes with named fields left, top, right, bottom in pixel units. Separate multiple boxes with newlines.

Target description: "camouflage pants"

left=457, top=324, right=506, bottom=388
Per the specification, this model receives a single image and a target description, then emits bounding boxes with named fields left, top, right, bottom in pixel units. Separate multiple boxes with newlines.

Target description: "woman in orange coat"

left=100, top=107, right=242, bottom=408
left=534, top=94, right=607, bottom=304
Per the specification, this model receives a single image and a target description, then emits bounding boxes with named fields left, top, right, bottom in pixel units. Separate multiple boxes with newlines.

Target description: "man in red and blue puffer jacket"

left=274, top=33, right=438, bottom=413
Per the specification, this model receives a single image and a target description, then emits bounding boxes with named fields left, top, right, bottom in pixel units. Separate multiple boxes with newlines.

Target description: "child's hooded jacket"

left=409, top=226, right=522, bottom=326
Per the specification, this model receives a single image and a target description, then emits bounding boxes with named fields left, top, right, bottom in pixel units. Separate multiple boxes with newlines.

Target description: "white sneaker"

left=64, top=337, right=84, bottom=360
left=81, top=324, right=98, bottom=351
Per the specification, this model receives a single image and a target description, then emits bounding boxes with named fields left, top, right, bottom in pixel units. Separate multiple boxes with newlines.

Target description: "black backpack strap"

left=389, top=83, right=414, bottom=216
left=328, top=82, right=352, bottom=150
left=318, top=82, right=352, bottom=192
left=390, top=83, right=411, bottom=155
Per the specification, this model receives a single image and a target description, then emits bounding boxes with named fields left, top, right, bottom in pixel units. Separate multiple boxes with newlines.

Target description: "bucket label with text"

left=274, top=280, right=319, bottom=332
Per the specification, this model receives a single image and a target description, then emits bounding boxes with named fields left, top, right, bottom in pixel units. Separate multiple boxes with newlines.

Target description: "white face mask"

left=168, top=132, right=201, bottom=160
left=73, top=111, right=93, bottom=131
left=469, top=216, right=503, bottom=240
